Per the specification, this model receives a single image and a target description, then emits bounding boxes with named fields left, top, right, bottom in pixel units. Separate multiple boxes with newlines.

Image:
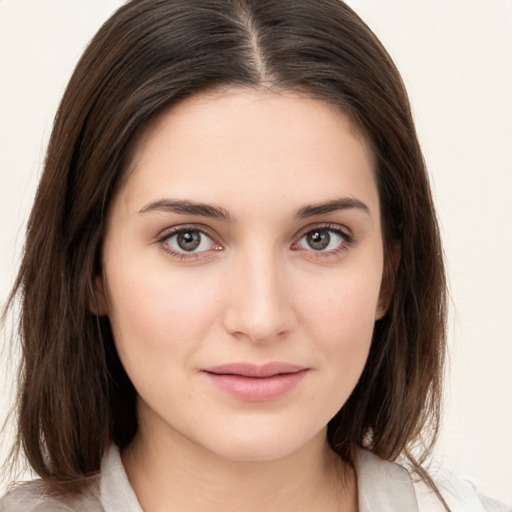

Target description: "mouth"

left=201, top=362, right=309, bottom=401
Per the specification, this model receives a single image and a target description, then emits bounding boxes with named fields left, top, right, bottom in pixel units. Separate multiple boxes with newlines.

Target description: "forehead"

left=118, top=88, right=378, bottom=216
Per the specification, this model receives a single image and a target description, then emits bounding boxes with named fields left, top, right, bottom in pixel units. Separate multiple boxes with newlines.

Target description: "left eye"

left=163, top=229, right=215, bottom=253
left=296, top=228, right=347, bottom=252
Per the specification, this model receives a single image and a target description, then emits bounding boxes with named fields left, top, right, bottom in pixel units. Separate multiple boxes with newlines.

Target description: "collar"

left=355, top=448, right=419, bottom=512
left=100, top=445, right=421, bottom=512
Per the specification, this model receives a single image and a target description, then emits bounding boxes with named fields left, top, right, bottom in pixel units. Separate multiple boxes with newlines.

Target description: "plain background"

left=0, top=0, right=511, bottom=504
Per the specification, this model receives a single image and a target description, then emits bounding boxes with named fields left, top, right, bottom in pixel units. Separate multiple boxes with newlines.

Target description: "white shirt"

left=1, top=445, right=509, bottom=511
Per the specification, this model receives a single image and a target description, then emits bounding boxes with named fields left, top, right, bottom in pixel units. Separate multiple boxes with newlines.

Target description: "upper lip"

left=202, top=362, right=307, bottom=378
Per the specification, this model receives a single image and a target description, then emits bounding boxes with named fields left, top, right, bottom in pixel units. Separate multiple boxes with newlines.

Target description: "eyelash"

left=156, top=223, right=354, bottom=260
left=292, top=223, right=355, bottom=257
left=157, top=225, right=220, bottom=260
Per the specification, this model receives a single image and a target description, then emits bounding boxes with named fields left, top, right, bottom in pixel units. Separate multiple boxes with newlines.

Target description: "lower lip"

left=203, top=370, right=308, bottom=401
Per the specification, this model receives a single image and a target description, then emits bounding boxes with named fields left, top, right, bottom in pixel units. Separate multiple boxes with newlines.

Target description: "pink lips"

left=202, top=362, right=308, bottom=401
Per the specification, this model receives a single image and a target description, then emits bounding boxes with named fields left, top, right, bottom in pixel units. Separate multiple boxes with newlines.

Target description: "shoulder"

left=477, top=493, right=512, bottom=512
left=0, top=479, right=102, bottom=512
left=355, top=448, right=510, bottom=512
left=411, top=465, right=510, bottom=512
left=1, top=446, right=141, bottom=512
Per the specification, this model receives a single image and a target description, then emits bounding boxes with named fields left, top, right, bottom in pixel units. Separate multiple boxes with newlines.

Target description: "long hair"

left=4, top=0, right=446, bottom=493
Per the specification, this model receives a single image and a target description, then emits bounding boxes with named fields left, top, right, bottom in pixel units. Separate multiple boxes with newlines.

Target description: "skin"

left=97, top=88, right=387, bottom=512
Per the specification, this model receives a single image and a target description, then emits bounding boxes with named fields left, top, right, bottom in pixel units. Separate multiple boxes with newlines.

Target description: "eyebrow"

left=139, top=199, right=233, bottom=222
left=294, top=197, right=370, bottom=219
left=138, top=196, right=370, bottom=222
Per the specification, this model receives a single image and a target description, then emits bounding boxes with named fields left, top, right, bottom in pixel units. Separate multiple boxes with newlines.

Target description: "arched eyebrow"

left=138, top=199, right=232, bottom=222
left=294, top=197, right=370, bottom=219
left=139, top=196, right=369, bottom=222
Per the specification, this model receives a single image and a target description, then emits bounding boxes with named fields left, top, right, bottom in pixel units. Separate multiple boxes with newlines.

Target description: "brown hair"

left=4, top=0, right=446, bottom=496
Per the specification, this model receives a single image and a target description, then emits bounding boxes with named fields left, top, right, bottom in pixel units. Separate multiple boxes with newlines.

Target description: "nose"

left=222, top=248, right=296, bottom=343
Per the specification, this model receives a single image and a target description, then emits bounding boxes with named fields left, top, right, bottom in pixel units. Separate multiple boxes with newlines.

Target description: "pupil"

left=307, top=230, right=330, bottom=250
left=177, top=231, right=201, bottom=251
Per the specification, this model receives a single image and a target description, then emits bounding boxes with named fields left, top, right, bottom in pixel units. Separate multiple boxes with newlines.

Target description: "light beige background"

left=1, top=0, right=511, bottom=504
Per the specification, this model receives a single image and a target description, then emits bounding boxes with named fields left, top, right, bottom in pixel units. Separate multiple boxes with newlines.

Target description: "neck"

left=122, top=421, right=357, bottom=512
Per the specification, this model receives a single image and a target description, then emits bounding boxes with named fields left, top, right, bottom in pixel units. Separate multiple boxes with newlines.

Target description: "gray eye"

left=165, top=229, right=215, bottom=254
left=297, top=228, right=345, bottom=252
left=306, top=230, right=331, bottom=250
left=177, top=231, right=201, bottom=251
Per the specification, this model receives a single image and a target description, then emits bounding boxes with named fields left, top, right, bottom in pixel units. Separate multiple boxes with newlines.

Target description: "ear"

left=90, top=274, right=109, bottom=316
left=375, top=242, right=401, bottom=320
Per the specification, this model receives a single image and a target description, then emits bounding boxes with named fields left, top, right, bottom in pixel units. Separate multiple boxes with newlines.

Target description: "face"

left=99, top=88, right=386, bottom=462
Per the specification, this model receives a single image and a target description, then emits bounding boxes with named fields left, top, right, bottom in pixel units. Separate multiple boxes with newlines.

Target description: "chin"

left=213, top=442, right=302, bottom=463
left=196, top=424, right=326, bottom=464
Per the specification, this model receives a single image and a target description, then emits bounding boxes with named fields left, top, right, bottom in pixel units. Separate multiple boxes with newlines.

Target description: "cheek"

left=294, top=261, right=382, bottom=385
left=103, top=254, right=221, bottom=366
left=297, top=262, right=382, bottom=338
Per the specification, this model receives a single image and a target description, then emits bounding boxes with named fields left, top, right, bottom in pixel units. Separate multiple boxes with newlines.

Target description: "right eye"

left=160, top=227, right=220, bottom=257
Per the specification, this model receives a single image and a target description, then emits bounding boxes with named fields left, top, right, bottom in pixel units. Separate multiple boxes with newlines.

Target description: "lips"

left=202, top=362, right=309, bottom=401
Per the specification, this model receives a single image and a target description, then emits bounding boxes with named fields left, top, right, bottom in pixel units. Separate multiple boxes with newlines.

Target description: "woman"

left=0, top=0, right=508, bottom=511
